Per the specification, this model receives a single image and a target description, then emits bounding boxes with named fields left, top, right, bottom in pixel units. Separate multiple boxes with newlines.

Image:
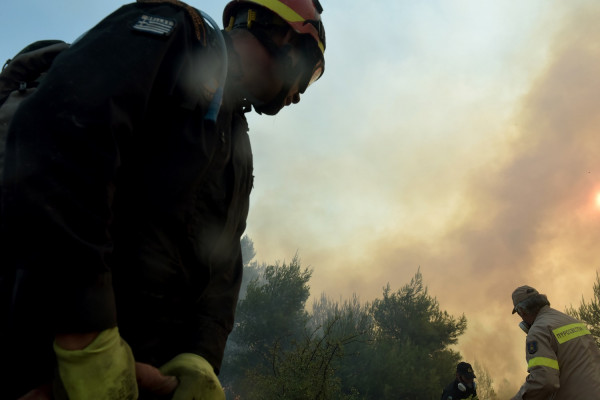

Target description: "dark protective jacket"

left=441, top=380, right=479, bottom=400
left=512, top=306, right=600, bottom=399
left=0, top=1, right=252, bottom=397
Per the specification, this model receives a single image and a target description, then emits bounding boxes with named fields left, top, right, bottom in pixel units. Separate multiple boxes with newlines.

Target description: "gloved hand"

left=159, top=353, right=225, bottom=400
left=53, top=327, right=138, bottom=400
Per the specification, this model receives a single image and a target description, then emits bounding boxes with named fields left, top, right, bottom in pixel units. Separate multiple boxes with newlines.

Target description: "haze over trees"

left=221, top=236, right=496, bottom=399
left=566, top=272, right=600, bottom=347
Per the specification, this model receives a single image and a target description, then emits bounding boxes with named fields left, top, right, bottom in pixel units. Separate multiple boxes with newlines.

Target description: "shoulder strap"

left=135, top=0, right=227, bottom=122
left=0, top=41, right=69, bottom=106
left=198, top=10, right=227, bottom=123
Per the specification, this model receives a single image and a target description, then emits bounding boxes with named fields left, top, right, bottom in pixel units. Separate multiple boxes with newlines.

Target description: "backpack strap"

left=198, top=10, right=227, bottom=124
left=135, top=1, right=228, bottom=122
left=0, top=41, right=69, bottom=106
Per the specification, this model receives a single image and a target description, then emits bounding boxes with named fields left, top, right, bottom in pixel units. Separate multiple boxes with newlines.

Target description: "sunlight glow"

left=596, top=192, right=600, bottom=208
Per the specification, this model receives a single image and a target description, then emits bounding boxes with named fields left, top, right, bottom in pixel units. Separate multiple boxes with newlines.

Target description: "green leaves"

left=234, top=255, right=311, bottom=352
left=371, top=269, right=467, bottom=349
left=222, top=257, right=471, bottom=399
left=566, top=271, right=600, bottom=348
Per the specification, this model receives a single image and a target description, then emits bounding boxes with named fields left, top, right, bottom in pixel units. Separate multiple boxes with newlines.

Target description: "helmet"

left=223, top=0, right=325, bottom=52
left=223, top=0, right=325, bottom=89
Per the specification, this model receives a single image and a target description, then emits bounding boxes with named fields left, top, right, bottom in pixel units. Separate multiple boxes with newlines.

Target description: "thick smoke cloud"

left=247, top=1, right=600, bottom=392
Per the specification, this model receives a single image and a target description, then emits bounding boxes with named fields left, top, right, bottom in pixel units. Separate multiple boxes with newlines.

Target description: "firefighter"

left=0, top=0, right=325, bottom=399
left=511, top=285, right=600, bottom=399
left=441, top=362, right=479, bottom=400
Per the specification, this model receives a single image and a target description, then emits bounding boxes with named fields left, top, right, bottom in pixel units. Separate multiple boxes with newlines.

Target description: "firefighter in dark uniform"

left=441, top=362, right=479, bottom=400
left=0, top=0, right=325, bottom=398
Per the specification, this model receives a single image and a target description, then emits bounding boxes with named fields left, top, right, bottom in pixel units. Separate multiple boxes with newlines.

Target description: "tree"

left=566, top=271, right=600, bottom=347
left=370, top=270, right=466, bottom=350
left=240, top=234, right=256, bottom=266
left=222, top=257, right=472, bottom=400
left=239, top=235, right=264, bottom=299
left=243, top=319, right=362, bottom=400
left=355, top=269, right=466, bottom=399
left=310, top=293, right=374, bottom=345
left=310, top=293, right=374, bottom=398
left=234, top=254, right=311, bottom=350
left=221, top=254, right=313, bottom=397
left=472, top=360, right=498, bottom=400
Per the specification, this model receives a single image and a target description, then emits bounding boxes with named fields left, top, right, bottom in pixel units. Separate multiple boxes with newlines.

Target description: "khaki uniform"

left=513, top=306, right=600, bottom=399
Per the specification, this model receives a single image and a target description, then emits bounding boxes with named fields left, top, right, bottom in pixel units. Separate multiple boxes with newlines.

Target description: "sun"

left=596, top=192, right=600, bottom=208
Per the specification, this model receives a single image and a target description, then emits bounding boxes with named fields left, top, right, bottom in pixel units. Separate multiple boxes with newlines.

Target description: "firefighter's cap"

left=511, top=285, right=539, bottom=314
left=456, top=362, right=476, bottom=379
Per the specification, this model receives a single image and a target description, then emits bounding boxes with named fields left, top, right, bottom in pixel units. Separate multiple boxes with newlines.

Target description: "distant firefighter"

left=441, top=361, right=479, bottom=400
left=510, top=285, right=600, bottom=399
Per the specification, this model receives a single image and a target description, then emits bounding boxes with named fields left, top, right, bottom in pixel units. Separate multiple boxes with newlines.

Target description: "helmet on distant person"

left=223, top=0, right=325, bottom=92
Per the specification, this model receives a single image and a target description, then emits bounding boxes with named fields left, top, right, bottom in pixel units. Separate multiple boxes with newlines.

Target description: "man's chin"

left=253, top=101, right=285, bottom=115
left=250, top=89, right=289, bottom=115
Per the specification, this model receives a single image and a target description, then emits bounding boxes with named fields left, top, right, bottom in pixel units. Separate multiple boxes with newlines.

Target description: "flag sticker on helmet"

left=132, top=14, right=176, bottom=36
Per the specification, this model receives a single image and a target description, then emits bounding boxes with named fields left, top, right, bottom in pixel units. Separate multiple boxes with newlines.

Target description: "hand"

left=54, top=327, right=137, bottom=400
left=17, top=361, right=177, bottom=400
left=17, top=384, right=52, bottom=400
left=55, top=331, right=100, bottom=350
left=159, top=353, right=225, bottom=400
left=136, top=362, right=179, bottom=396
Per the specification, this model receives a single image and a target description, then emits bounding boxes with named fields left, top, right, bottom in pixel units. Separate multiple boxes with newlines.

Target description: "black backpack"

left=0, top=40, right=69, bottom=181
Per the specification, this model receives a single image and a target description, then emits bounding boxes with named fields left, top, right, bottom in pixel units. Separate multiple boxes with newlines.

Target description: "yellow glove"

left=159, top=353, right=225, bottom=400
left=53, top=327, right=138, bottom=400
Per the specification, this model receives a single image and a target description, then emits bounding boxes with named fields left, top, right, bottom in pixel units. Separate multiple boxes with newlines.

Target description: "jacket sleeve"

left=189, top=113, right=253, bottom=372
left=3, top=2, right=199, bottom=333
left=513, top=326, right=560, bottom=399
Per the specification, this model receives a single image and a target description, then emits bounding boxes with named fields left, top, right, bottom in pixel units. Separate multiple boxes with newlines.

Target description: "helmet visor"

left=304, top=57, right=324, bottom=89
left=293, top=35, right=324, bottom=93
left=278, top=47, right=323, bottom=94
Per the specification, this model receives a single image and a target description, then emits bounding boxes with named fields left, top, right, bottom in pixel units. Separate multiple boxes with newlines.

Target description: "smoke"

left=413, top=2, right=600, bottom=390
left=245, top=0, right=600, bottom=393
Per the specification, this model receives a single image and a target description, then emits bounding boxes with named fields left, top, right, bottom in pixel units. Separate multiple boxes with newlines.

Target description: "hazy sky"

left=3, top=0, right=600, bottom=395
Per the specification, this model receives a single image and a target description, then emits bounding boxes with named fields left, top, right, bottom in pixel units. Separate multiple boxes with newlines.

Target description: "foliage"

left=472, top=360, right=498, bottom=400
left=243, top=320, right=362, bottom=400
left=370, top=269, right=466, bottom=350
left=566, top=271, right=600, bottom=347
left=310, top=293, right=374, bottom=398
left=240, top=235, right=256, bottom=267
left=234, top=254, right=312, bottom=350
left=222, top=255, right=313, bottom=397
left=222, top=246, right=472, bottom=400
left=239, top=235, right=264, bottom=299
left=344, top=269, right=467, bottom=399
left=310, top=293, right=374, bottom=345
